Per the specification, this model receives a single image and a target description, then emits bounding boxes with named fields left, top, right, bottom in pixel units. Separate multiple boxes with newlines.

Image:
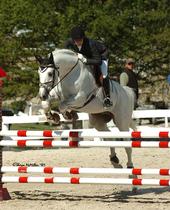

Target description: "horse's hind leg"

left=125, top=119, right=137, bottom=168
left=124, top=147, right=133, bottom=168
left=115, top=117, right=138, bottom=193
left=109, top=119, right=123, bottom=168
left=114, top=116, right=134, bottom=168
left=130, top=119, right=137, bottom=131
left=88, top=114, right=123, bottom=168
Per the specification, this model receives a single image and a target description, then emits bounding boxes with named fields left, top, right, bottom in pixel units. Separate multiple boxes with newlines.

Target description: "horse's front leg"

left=48, top=92, right=78, bottom=123
left=41, top=98, right=61, bottom=125
left=62, top=110, right=78, bottom=121
left=41, top=100, right=51, bottom=114
left=110, top=147, right=123, bottom=168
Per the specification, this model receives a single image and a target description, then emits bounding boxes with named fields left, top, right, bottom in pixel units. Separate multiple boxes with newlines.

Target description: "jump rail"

left=1, top=130, right=170, bottom=138
left=0, top=140, right=170, bottom=148
left=1, top=176, right=170, bottom=186
left=1, top=166, right=170, bottom=176
left=1, top=82, right=170, bottom=200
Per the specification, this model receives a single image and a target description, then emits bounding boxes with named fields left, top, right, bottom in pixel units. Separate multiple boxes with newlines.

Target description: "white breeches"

left=101, top=60, right=108, bottom=78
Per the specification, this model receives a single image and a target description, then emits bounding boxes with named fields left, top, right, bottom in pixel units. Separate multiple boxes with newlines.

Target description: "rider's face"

left=125, top=62, right=135, bottom=70
left=74, top=38, right=84, bottom=47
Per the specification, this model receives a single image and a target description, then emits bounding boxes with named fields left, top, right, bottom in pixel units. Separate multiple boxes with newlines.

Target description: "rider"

left=64, top=26, right=113, bottom=108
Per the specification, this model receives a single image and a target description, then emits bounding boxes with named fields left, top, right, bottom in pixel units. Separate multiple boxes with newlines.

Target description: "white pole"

left=1, top=166, right=170, bottom=175
left=0, top=130, right=170, bottom=138
left=1, top=176, right=170, bottom=186
left=0, top=140, right=170, bottom=148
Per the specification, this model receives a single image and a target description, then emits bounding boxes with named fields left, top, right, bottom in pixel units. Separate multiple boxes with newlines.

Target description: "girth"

left=73, top=94, right=96, bottom=109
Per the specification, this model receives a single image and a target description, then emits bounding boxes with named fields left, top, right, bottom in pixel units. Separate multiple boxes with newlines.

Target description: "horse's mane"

left=53, top=48, right=77, bottom=57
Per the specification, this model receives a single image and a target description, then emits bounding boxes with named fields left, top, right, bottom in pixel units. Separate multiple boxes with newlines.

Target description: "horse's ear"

left=48, top=53, right=54, bottom=64
left=35, top=55, right=43, bottom=64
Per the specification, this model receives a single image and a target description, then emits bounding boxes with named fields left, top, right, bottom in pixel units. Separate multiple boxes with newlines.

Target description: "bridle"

left=39, top=56, right=79, bottom=98
left=39, top=52, right=97, bottom=109
left=39, top=64, right=59, bottom=95
left=54, top=57, right=79, bottom=88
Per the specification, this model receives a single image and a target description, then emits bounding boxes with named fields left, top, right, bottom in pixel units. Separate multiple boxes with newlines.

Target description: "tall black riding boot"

left=103, top=76, right=113, bottom=108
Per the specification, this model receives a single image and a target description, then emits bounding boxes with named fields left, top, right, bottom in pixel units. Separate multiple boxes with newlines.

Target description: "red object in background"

left=0, top=67, right=7, bottom=78
left=0, top=67, right=8, bottom=87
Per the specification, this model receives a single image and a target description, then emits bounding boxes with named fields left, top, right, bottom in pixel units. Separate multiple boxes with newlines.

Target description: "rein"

left=39, top=53, right=96, bottom=109
left=39, top=56, right=79, bottom=97
left=53, top=57, right=79, bottom=89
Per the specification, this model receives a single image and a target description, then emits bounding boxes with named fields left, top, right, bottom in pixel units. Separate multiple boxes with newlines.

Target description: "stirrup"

left=103, top=97, right=113, bottom=108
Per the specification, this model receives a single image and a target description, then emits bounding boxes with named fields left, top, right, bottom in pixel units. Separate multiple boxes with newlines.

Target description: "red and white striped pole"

left=1, top=166, right=170, bottom=176
left=1, top=130, right=170, bottom=138
left=1, top=176, right=170, bottom=186
left=0, top=140, right=170, bottom=148
left=0, top=74, right=11, bottom=200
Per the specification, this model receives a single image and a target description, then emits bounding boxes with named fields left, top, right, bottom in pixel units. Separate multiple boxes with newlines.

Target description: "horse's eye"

left=48, top=72, right=53, bottom=77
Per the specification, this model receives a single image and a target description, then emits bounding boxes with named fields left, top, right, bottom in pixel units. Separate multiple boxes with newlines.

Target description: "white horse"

left=36, top=48, right=137, bottom=169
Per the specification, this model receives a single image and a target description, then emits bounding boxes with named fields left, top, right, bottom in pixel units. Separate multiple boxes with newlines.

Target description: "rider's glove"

left=77, top=53, right=87, bottom=64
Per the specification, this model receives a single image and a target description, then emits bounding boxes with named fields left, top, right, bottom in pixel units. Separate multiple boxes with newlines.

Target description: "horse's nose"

left=39, top=88, right=48, bottom=100
left=39, top=91, right=47, bottom=100
left=40, top=94, right=47, bottom=101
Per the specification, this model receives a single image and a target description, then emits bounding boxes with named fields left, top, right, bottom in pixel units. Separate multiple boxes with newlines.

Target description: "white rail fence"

left=2, top=109, right=170, bottom=132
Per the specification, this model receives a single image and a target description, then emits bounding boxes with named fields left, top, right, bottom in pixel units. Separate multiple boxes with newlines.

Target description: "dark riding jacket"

left=64, top=37, right=105, bottom=66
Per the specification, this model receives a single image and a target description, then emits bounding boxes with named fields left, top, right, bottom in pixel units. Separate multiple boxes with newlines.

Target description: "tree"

left=0, top=0, right=169, bottom=100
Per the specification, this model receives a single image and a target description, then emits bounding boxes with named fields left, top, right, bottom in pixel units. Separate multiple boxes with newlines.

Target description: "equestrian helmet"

left=71, top=26, right=85, bottom=40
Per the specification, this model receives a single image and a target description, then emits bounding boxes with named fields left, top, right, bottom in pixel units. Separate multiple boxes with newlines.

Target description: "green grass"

left=10, top=121, right=81, bottom=130
left=11, top=123, right=58, bottom=130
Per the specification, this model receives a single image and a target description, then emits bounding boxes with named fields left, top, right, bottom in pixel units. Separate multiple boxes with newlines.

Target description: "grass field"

left=10, top=121, right=81, bottom=130
left=11, top=123, right=58, bottom=130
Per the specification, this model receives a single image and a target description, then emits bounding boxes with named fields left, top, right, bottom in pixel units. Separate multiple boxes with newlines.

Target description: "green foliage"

left=10, top=100, right=27, bottom=114
left=0, top=0, right=169, bottom=100
left=11, top=122, right=57, bottom=130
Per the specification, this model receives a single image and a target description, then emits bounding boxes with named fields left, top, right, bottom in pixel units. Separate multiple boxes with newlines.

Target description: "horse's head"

left=36, top=53, right=59, bottom=101
left=36, top=49, right=79, bottom=101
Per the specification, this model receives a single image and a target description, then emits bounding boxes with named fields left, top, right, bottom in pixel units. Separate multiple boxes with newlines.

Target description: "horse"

left=36, top=48, right=137, bottom=169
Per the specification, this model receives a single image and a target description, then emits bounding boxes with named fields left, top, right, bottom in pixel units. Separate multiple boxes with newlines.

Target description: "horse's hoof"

left=63, top=111, right=78, bottom=121
left=52, top=113, right=60, bottom=124
left=127, top=165, right=134, bottom=169
left=70, top=111, right=78, bottom=121
left=110, top=155, right=123, bottom=168
left=112, top=163, right=123, bottom=168
left=46, top=112, right=60, bottom=125
left=63, top=111, right=72, bottom=120
left=110, top=155, right=119, bottom=164
left=128, top=165, right=138, bottom=179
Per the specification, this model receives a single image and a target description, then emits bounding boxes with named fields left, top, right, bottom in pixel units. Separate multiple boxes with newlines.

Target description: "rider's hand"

left=77, top=53, right=87, bottom=64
